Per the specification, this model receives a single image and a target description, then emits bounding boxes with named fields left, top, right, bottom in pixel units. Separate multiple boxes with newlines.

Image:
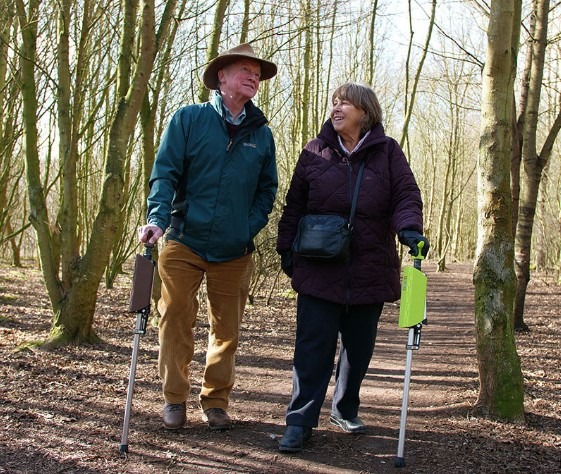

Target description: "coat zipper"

left=224, top=111, right=265, bottom=152
left=345, top=160, right=353, bottom=310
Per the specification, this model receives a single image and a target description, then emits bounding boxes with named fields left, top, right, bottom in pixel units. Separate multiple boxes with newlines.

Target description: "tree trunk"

left=300, top=0, right=312, bottom=148
left=16, top=0, right=65, bottom=310
left=44, top=0, right=163, bottom=346
left=0, top=97, right=24, bottom=267
left=313, top=5, right=320, bottom=134
left=140, top=93, right=162, bottom=314
left=321, top=0, right=337, bottom=118
left=57, top=0, right=83, bottom=293
left=367, top=0, right=379, bottom=86
left=399, top=0, right=436, bottom=154
left=473, top=0, right=524, bottom=420
left=513, top=0, right=560, bottom=331
left=0, top=0, right=17, bottom=245
left=138, top=0, right=184, bottom=315
left=198, top=0, right=230, bottom=103
left=239, top=0, right=250, bottom=44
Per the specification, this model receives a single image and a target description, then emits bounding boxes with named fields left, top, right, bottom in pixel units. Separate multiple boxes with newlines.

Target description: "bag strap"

left=349, top=161, right=366, bottom=226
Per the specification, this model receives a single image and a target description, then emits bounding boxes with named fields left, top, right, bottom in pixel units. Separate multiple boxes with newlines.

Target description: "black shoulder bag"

left=292, top=161, right=366, bottom=262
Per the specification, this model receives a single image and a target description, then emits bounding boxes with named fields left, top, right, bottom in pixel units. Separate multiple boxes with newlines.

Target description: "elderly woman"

left=276, top=82, right=429, bottom=452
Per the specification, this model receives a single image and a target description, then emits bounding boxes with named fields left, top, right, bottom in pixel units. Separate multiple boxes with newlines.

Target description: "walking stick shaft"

left=119, top=308, right=149, bottom=453
left=119, top=331, right=141, bottom=453
left=395, top=328, right=415, bottom=466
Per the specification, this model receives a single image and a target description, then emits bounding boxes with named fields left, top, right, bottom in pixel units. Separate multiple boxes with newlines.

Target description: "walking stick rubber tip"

left=119, top=444, right=128, bottom=454
left=394, top=457, right=405, bottom=468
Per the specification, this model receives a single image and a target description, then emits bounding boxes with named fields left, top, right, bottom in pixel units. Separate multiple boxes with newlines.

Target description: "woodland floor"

left=0, top=261, right=560, bottom=474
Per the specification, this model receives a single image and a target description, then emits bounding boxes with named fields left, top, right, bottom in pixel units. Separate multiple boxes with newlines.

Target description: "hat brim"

left=202, top=54, right=277, bottom=90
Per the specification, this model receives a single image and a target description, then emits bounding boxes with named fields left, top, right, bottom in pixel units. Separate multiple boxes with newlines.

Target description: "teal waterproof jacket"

left=147, top=96, right=277, bottom=262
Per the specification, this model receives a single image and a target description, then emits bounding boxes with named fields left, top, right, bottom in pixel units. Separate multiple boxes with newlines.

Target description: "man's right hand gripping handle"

left=138, top=225, right=163, bottom=246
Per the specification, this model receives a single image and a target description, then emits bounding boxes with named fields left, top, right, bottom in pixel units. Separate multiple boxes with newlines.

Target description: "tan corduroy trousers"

left=157, top=239, right=253, bottom=411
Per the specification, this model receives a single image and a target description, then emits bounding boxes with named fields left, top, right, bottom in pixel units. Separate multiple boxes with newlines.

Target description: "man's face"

left=218, top=59, right=262, bottom=102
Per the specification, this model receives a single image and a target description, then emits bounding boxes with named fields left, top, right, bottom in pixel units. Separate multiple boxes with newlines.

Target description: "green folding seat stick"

left=395, top=240, right=427, bottom=468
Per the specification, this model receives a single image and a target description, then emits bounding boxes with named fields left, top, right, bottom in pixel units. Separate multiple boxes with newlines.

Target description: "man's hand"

left=398, top=230, right=430, bottom=258
left=138, top=225, right=163, bottom=246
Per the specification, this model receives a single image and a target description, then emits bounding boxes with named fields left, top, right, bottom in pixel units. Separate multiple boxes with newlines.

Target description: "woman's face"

left=330, top=97, right=365, bottom=136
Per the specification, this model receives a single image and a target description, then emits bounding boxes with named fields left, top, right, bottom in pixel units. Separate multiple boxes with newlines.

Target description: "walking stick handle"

left=413, top=241, right=425, bottom=270
left=143, top=230, right=154, bottom=259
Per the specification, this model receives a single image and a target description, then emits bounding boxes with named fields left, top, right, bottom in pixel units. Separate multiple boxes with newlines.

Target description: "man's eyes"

left=242, top=66, right=260, bottom=77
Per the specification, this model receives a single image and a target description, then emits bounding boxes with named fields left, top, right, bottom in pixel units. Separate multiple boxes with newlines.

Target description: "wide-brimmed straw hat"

left=202, top=43, right=277, bottom=90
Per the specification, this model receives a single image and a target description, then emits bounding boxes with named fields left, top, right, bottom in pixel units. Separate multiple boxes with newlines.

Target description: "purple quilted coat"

left=276, top=120, right=424, bottom=305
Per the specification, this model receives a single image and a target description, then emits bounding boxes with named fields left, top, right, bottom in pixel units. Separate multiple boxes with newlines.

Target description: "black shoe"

left=278, top=425, right=313, bottom=453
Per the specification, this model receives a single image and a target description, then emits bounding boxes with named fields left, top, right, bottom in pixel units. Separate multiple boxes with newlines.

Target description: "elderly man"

left=138, top=43, right=278, bottom=431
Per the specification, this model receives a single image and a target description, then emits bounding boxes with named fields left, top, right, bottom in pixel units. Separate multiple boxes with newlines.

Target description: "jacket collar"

left=211, top=93, right=246, bottom=125
left=319, top=119, right=386, bottom=154
left=210, top=92, right=267, bottom=129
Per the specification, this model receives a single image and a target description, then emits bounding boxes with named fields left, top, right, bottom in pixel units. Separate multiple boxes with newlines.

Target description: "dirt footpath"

left=0, top=262, right=560, bottom=473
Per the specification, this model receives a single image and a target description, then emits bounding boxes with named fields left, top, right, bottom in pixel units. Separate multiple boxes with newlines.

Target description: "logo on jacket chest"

left=243, top=142, right=257, bottom=148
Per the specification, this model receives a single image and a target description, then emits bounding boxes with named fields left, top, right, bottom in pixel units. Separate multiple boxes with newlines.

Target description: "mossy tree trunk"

left=47, top=0, right=159, bottom=346
left=473, top=0, right=524, bottom=420
left=17, top=0, right=173, bottom=346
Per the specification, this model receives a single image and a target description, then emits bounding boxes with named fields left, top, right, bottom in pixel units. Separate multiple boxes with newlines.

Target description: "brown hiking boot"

left=202, top=408, right=232, bottom=430
left=162, top=402, right=186, bottom=430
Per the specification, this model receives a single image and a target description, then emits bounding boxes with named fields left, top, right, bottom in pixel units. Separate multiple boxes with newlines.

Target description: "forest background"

left=0, top=0, right=560, bottom=438
left=1, top=0, right=561, bottom=471
left=2, top=0, right=561, bottom=287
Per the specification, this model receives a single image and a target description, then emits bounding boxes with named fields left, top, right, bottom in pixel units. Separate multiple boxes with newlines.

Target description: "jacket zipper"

left=224, top=111, right=265, bottom=152
left=345, top=160, right=353, bottom=309
left=226, top=126, right=254, bottom=152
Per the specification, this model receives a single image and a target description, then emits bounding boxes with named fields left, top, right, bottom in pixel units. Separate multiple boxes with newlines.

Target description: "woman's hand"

left=280, top=251, right=294, bottom=278
left=398, top=230, right=430, bottom=258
